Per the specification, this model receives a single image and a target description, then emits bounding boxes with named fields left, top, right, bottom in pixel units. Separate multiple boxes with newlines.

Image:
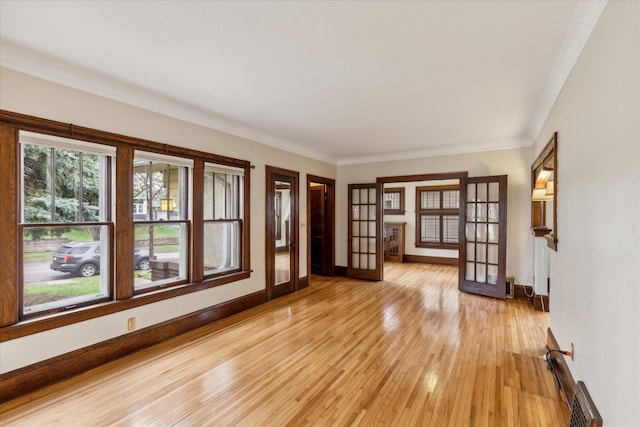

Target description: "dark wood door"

left=310, top=185, right=326, bottom=275
left=459, top=175, right=507, bottom=299
left=266, top=166, right=298, bottom=300
left=347, top=183, right=383, bottom=281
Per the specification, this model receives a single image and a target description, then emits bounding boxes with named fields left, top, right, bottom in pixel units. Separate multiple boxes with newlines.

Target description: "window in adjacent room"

left=383, top=187, right=405, bottom=215
left=203, top=164, right=244, bottom=277
left=20, top=131, right=114, bottom=317
left=133, top=151, right=192, bottom=292
left=416, top=185, right=460, bottom=248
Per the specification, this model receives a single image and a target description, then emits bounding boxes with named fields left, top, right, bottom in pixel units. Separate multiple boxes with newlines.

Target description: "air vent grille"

left=568, top=381, right=602, bottom=427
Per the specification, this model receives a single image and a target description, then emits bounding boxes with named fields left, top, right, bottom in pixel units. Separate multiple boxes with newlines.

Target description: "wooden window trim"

left=0, top=109, right=252, bottom=339
left=415, top=185, right=460, bottom=248
left=383, top=187, right=405, bottom=215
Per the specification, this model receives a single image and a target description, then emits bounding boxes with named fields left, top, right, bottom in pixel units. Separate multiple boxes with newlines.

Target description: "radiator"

left=568, top=381, right=602, bottom=427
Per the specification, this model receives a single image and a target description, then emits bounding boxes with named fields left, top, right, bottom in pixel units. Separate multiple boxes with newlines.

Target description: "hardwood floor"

left=0, top=263, right=569, bottom=426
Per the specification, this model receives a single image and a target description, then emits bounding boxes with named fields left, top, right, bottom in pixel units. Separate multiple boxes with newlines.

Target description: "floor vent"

left=568, top=381, right=602, bottom=427
left=505, top=276, right=515, bottom=298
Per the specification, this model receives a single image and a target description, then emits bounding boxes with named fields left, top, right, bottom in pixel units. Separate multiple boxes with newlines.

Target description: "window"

left=416, top=185, right=459, bottom=248
left=133, top=152, right=192, bottom=292
left=203, top=164, right=244, bottom=277
left=20, top=131, right=114, bottom=316
left=383, top=187, right=405, bottom=215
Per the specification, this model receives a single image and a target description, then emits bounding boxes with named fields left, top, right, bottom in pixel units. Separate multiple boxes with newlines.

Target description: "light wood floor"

left=0, top=263, right=570, bottom=426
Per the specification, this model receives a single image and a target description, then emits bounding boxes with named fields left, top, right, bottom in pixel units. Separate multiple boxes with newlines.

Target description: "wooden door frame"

left=307, top=174, right=335, bottom=278
left=266, top=165, right=299, bottom=301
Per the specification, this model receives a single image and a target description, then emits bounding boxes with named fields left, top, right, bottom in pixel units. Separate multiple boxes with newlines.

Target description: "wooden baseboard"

left=335, top=265, right=348, bottom=276
left=530, top=293, right=550, bottom=312
left=298, top=276, right=309, bottom=290
left=402, top=255, right=458, bottom=266
left=0, top=290, right=266, bottom=403
left=546, top=327, right=575, bottom=408
left=514, top=284, right=533, bottom=299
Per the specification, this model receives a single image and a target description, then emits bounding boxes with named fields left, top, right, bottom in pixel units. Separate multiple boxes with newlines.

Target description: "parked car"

left=50, top=242, right=150, bottom=277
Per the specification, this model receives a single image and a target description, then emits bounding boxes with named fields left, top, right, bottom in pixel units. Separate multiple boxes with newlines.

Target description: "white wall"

left=0, top=67, right=336, bottom=374
left=338, top=147, right=533, bottom=284
left=532, top=1, right=640, bottom=425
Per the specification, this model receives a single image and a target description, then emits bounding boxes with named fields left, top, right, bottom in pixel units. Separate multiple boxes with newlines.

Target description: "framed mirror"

left=531, top=132, right=557, bottom=250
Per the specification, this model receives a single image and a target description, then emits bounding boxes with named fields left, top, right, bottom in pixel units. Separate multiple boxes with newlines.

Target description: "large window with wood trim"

left=383, top=187, right=405, bottom=215
left=203, top=164, right=244, bottom=277
left=20, top=131, right=114, bottom=317
left=0, top=110, right=251, bottom=330
left=415, top=185, right=460, bottom=248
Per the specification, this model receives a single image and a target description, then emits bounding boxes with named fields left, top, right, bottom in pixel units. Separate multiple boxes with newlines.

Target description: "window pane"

left=420, top=215, right=439, bottom=242
left=442, top=190, right=459, bottom=209
left=443, top=215, right=459, bottom=243
left=133, top=158, right=187, bottom=221
left=204, top=221, right=241, bottom=276
left=421, top=191, right=440, bottom=209
left=134, top=223, right=187, bottom=290
left=23, top=225, right=110, bottom=315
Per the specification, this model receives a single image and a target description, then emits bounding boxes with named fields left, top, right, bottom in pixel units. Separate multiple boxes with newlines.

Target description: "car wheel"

left=137, top=258, right=150, bottom=270
left=79, top=263, right=98, bottom=277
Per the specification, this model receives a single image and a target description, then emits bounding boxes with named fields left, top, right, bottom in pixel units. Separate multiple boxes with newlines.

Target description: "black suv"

left=50, top=242, right=150, bottom=277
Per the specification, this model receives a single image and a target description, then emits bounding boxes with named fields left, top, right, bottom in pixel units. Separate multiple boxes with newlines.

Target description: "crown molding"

left=0, top=42, right=338, bottom=165
left=337, top=138, right=532, bottom=166
left=528, top=0, right=607, bottom=141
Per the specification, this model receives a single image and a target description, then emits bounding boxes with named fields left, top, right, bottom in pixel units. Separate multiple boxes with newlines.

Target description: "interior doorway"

left=266, top=166, right=299, bottom=300
left=307, top=175, right=335, bottom=277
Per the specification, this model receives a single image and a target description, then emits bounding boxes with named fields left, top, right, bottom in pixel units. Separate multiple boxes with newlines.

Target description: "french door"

left=347, top=183, right=383, bottom=281
left=459, top=175, right=507, bottom=299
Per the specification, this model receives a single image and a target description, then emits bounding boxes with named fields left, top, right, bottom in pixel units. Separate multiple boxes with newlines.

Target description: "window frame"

left=0, top=110, right=252, bottom=339
left=415, top=184, right=460, bottom=249
left=383, top=187, right=405, bottom=215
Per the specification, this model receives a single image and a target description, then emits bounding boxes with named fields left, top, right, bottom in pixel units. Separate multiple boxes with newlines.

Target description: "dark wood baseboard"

left=547, top=327, right=575, bottom=408
left=402, top=254, right=458, bottom=266
left=514, top=284, right=533, bottom=299
left=0, top=290, right=266, bottom=403
left=335, top=265, right=348, bottom=276
left=298, top=276, right=309, bottom=290
left=530, top=293, right=550, bottom=312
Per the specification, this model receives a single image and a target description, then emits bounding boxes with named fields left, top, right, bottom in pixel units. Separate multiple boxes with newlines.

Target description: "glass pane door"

left=347, top=183, right=383, bottom=281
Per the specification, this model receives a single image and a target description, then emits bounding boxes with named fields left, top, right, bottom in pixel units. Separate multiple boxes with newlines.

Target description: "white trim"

left=20, top=130, right=116, bottom=156
left=134, top=150, right=194, bottom=168
left=204, top=163, right=245, bottom=176
left=528, top=0, right=607, bottom=141
left=337, top=138, right=531, bottom=166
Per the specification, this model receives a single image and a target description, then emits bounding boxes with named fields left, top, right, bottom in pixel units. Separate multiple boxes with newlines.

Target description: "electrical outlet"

left=127, top=317, right=136, bottom=331
left=571, top=342, right=574, bottom=361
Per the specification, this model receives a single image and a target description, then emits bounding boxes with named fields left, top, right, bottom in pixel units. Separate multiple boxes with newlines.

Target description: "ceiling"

left=0, top=1, right=605, bottom=165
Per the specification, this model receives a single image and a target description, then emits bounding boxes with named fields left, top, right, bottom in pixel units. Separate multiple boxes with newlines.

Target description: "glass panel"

left=360, top=254, right=368, bottom=269
left=488, top=244, right=498, bottom=264
left=352, top=206, right=360, bottom=220
left=467, top=183, right=476, bottom=202
left=476, top=263, right=486, bottom=283
left=134, top=222, right=186, bottom=290
left=443, top=215, right=459, bottom=243
left=466, top=223, right=476, bottom=241
left=488, top=182, right=499, bottom=202
left=360, top=221, right=368, bottom=237
left=487, top=265, right=498, bottom=285
left=133, top=160, right=187, bottom=221
left=368, top=205, right=376, bottom=220
left=368, top=221, right=377, bottom=237
left=465, top=262, right=475, bottom=280
left=368, top=238, right=376, bottom=253
left=204, top=221, right=240, bottom=276
left=360, top=206, right=368, bottom=220
left=368, top=254, right=376, bottom=270
left=360, top=188, right=368, bottom=204
left=477, top=204, right=487, bottom=222
left=352, top=238, right=360, bottom=253
left=488, top=224, right=499, bottom=243
left=275, top=250, right=290, bottom=285
left=368, top=188, right=376, bottom=203
left=476, top=224, right=487, bottom=242
left=467, top=243, right=475, bottom=262
left=466, top=204, right=476, bottom=221
left=23, top=225, right=110, bottom=315
left=442, top=190, right=460, bottom=209
left=422, top=191, right=440, bottom=209
left=477, top=183, right=487, bottom=202
left=361, top=238, right=368, bottom=253
left=421, top=215, right=439, bottom=242
left=488, top=203, right=499, bottom=222
left=476, top=244, right=486, bottom=263
left=352, top=253, right=359, bottom=268
left=352, top=188, right=360, bottom=204
left=352, top=221, right=359, bottom=236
